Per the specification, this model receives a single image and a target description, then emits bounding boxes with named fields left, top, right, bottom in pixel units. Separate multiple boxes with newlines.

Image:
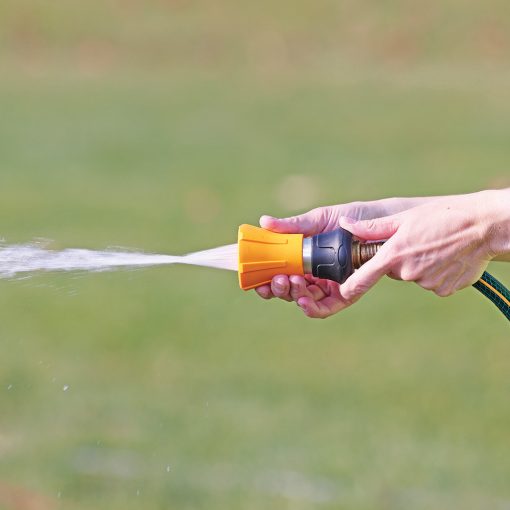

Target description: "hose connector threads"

left=352, top=241, right=384, bottom=269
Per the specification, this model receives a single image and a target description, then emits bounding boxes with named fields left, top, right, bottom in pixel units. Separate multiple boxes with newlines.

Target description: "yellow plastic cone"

left=238, top=224, right=304, bottom=290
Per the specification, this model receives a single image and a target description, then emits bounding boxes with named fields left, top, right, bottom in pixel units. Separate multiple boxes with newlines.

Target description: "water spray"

left=237, top=224, right=510, bottom=321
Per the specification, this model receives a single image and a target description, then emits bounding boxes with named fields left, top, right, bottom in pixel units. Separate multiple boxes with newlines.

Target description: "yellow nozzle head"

left=238, top=224, right=304, bottom=290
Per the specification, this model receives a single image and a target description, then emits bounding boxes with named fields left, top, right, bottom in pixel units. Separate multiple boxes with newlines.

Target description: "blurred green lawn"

left=0, top=2, right=510, bottom=509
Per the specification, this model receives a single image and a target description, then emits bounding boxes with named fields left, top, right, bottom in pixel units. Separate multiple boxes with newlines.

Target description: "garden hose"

left=238, top=224, right=510, bottom=322
left=473, top=272, right=510, bottom=321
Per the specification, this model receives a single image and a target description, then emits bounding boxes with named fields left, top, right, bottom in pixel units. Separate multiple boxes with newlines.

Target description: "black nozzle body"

left=310, top=229, right=353, bottom=284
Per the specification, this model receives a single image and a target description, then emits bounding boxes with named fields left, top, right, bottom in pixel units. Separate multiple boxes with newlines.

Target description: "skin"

left=255, top=189, right=510, bottom=319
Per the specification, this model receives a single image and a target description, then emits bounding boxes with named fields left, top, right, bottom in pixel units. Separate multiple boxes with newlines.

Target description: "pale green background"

left=0, top=2, right=509, bottom=509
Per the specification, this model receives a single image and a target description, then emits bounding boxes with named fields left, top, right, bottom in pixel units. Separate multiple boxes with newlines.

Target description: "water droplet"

left=136, top=489, right=140, bottom=496
left=7, top=384, right=13, bottom=390
left=63, top=385, right=69, bottom=392
left=166, top=465, right=171, bottom=473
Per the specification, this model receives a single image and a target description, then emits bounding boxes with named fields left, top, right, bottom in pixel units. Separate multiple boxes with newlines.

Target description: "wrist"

left=479, top=189, right=510, bottom=260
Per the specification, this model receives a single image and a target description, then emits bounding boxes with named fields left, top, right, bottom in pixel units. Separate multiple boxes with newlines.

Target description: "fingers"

left=271, top=275, right=293, bottom=302
left=289, top=275, right=326, bottom=301
left=416, top=264, right=482, bottom=297
left=339, top=247, right=392, bottom=303
left=256, top=274, right=350, bottom=319
left=260, top=208, right=330, bottom=236
left=255, top=274, right=328, bottom=304
left=297, top=294, right=346, bottom=319
left=339, top=215, right=400, bottom=241
left=257, top=274, right=345, bottom=319
left=338, top=214, right=400, bottom=302
left=288, top=275, right=307, bottom=300
left=255, top=284, right=273, bottom=300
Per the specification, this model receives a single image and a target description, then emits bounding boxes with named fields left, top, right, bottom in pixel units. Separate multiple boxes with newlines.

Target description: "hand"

left=338, top=190, right=509, bottom=304
left=255, top=196, right=439, bottom=318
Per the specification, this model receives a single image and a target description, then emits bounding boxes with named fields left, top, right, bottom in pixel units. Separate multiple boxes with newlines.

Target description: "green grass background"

left=0, top=2, right=509, bottom=509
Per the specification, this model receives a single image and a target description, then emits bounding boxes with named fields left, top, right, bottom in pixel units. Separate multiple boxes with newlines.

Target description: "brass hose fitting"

left=351, top=241, right=385, bottom=269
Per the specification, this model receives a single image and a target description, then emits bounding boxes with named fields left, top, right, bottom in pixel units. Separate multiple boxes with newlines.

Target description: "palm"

left=298, top=275, right=351, bottom=318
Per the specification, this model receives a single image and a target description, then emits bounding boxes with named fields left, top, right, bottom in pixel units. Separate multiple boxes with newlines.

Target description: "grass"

left=0, top=2, right=510, bottom=509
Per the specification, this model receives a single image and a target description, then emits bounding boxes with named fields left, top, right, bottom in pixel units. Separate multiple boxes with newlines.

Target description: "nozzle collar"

left=311, top=229, right=353, bottom=284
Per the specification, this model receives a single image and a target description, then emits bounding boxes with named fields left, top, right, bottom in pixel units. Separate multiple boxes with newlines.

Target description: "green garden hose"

left=473, top=272, right=510, bottom=322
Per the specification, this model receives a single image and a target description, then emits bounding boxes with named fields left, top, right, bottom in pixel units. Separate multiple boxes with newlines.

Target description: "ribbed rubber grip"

left=311, top=229, right=353, bottom=284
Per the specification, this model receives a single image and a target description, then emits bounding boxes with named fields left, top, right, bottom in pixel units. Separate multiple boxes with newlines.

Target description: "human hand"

left=338, top=190, right=509, bottom=305
left=255, top=196, right=440, bottom=318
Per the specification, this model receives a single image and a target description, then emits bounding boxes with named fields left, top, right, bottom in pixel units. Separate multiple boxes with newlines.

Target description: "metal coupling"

left=302, top=237, right=312, bottom=274
left=351, top=241, right=384, bottom=269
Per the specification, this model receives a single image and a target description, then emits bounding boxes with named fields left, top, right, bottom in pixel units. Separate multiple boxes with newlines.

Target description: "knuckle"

left=400, top=267, right=418, bottom=282
left=317, top=207, right=330, bottom=225
left=289, top=278, right=303, bottom=293
left=388, top=249, right=404, bottom=266
left=363, top=219, right=376, bottom=231
left=290, top=290, right=301, bottom=301
left=256, top=285, right=270, bottom=295
left=418, top=280, right=435, bottom=291
left=271, top=279, right=288, bottom=296
left=350, top=282, right=368, bottom=296
left=376, top=247, right=396, bottom=268
left=435, top=288, right=452, bottom=298
left=343, top=288, right=363, bottom=305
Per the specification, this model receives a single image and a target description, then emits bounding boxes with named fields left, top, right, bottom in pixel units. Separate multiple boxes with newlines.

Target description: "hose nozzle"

left=237, top=224, right=382, bottom=290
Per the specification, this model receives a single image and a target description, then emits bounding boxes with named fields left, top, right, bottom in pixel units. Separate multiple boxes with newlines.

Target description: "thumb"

left=339, top=246, right=392, bottom=303
left=260, top=208, right=330, bottom=236
left=339, top=214, right=400, bottom=241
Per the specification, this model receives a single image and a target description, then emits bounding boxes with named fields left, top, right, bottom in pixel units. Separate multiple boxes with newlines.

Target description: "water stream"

left=0, top=242, right=239, bottom=279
